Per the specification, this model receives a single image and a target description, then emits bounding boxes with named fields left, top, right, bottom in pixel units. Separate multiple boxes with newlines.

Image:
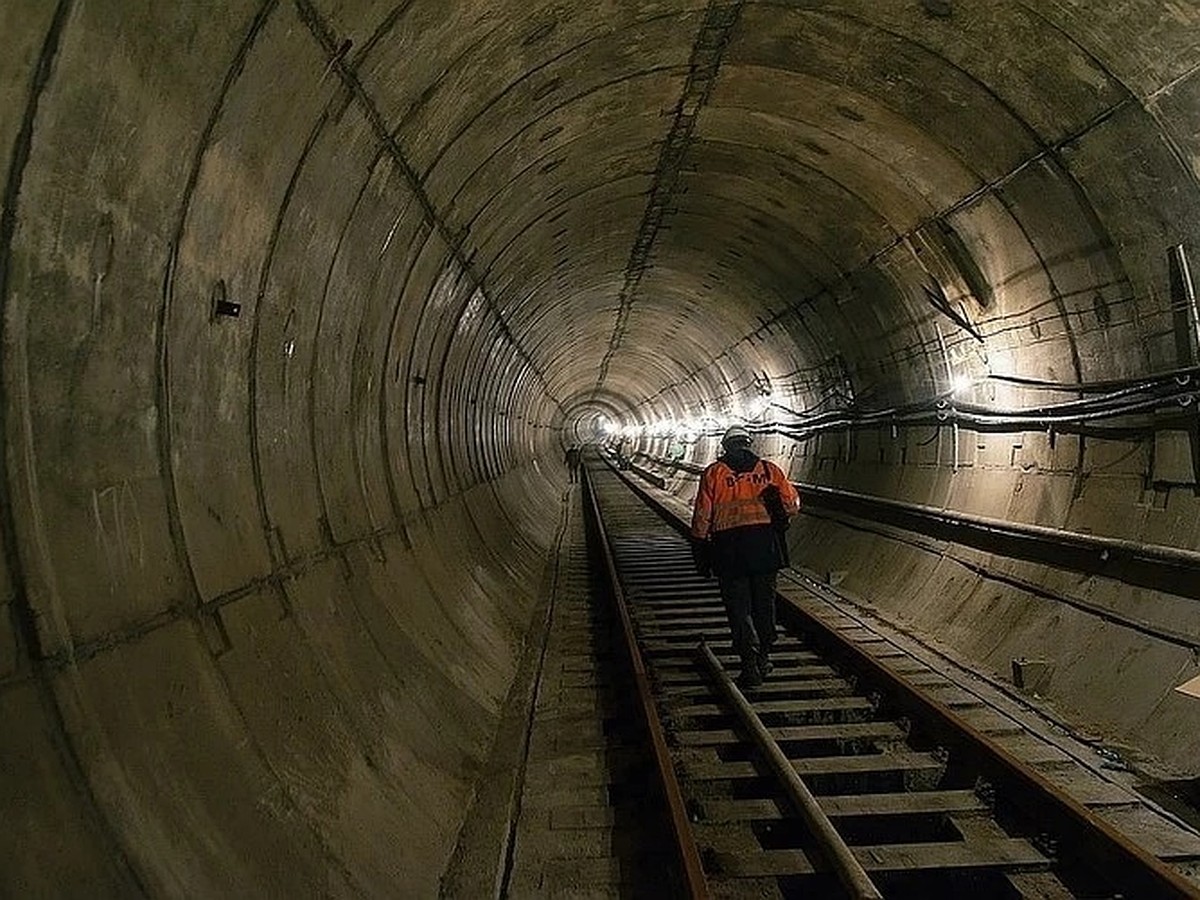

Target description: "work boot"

left=757, top=652, right=773, bottom=680
left=737, top=657, right=763, bottom=690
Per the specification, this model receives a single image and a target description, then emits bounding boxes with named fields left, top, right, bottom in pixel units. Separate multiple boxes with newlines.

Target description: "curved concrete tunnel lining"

left=1, top=5, right=566, bottom=897
left=5, top=1, right=1200, bottom=895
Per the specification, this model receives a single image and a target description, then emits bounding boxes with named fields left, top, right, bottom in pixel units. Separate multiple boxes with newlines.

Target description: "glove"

left=691, top=540, right=712, bottom=579
left=760, top=485, right=790, bottom=532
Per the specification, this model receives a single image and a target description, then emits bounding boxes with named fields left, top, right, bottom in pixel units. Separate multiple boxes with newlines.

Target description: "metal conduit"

left=632, top=451, right=1200, bottom=598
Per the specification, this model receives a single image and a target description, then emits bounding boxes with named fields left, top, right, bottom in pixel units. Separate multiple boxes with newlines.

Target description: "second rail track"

left=581, top=459, right=1200, bottom=899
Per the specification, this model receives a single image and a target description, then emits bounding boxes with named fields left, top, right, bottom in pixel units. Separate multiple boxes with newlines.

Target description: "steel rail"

left=580, top=466, right=710, bottom=899
left=783, top=574, right=1200, bottom=899
left=797, top=482, right=1200, bottom=569
left=610, top=461, right=1200, bottom=899
left=697, top=641, right=884, bottom=899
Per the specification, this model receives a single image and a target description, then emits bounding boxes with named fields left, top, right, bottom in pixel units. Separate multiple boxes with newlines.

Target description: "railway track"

left=581, top=461, right=1200, bottom=899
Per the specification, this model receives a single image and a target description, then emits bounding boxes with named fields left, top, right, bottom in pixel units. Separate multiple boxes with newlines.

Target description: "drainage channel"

left=583, top=461, right=1200, bottom=899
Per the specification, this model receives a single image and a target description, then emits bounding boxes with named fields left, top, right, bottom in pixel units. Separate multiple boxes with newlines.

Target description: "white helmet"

left=721, top=425, right=752, bottom=448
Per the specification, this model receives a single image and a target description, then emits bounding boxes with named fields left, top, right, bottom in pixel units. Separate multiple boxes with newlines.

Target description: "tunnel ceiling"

left=217, top=0, right=1198, bottom=432
left=9, top=0, right=1198, bottom=442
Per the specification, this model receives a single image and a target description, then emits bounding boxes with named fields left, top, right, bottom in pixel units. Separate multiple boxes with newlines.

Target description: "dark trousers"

left=717, top=571, right=778, bottom=662
left=568, top=466, right=579, bottom=483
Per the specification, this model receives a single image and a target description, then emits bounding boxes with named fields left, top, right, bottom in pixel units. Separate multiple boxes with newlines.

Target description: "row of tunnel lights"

left=597, top=374, right=978, bottom=443
left=598, top=394, right=798, bottom=442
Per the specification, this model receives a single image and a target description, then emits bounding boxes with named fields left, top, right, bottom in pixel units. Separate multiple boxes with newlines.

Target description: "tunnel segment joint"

left=292, top=0, right=565, bottom=413
left=591, top=0, right=745, bottom=398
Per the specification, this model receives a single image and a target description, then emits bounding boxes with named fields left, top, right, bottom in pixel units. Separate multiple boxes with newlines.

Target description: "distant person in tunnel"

left=690, top=425, right=800, bottom=689
left=614, top=436, right=631, bottom=469
left=565, top=445, right=582, bottom=483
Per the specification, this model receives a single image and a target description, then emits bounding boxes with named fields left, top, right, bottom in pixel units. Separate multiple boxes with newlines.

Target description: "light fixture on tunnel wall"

left=747, top=395, right=773, bottom=419
left=210, top=279, right=240, bottom=319
left=950, top=374, right=974, bottom=396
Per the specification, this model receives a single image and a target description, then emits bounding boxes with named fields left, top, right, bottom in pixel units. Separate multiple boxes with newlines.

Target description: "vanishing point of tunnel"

left=4, top=0, right=1200, bottom=896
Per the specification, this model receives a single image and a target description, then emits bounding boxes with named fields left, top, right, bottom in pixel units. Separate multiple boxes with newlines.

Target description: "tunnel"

left=4, top=0, right=1200, bottom=895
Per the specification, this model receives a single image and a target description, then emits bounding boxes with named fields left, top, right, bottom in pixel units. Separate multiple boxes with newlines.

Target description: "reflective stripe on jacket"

left=690, top=457, right=800, bottom=541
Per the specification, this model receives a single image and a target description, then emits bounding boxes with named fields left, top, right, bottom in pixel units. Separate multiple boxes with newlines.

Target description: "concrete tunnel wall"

left=4, top=0, right=1200, bottom=895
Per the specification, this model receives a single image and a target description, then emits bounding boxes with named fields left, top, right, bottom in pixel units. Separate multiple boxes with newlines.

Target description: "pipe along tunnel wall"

left=4, top=1, right=1200, bottom=895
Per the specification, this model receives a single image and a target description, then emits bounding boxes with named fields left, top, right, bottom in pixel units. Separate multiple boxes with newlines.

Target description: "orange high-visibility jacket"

left=690, top=457, right=800, bottom=540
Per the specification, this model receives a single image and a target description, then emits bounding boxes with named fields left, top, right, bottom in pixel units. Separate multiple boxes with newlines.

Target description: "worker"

left=564, top=445, right=582, bottom=483
left=614, top=436, right=631, bottom=470
left=690, top=425, right=800, bottom=689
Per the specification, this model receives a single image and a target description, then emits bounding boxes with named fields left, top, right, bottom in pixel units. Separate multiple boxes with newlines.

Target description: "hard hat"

left=721, top=425, right=752, bottom=448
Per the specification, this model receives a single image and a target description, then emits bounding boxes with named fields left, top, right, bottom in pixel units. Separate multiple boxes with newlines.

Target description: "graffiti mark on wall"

left=92, top=481, right=144, bottom=592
